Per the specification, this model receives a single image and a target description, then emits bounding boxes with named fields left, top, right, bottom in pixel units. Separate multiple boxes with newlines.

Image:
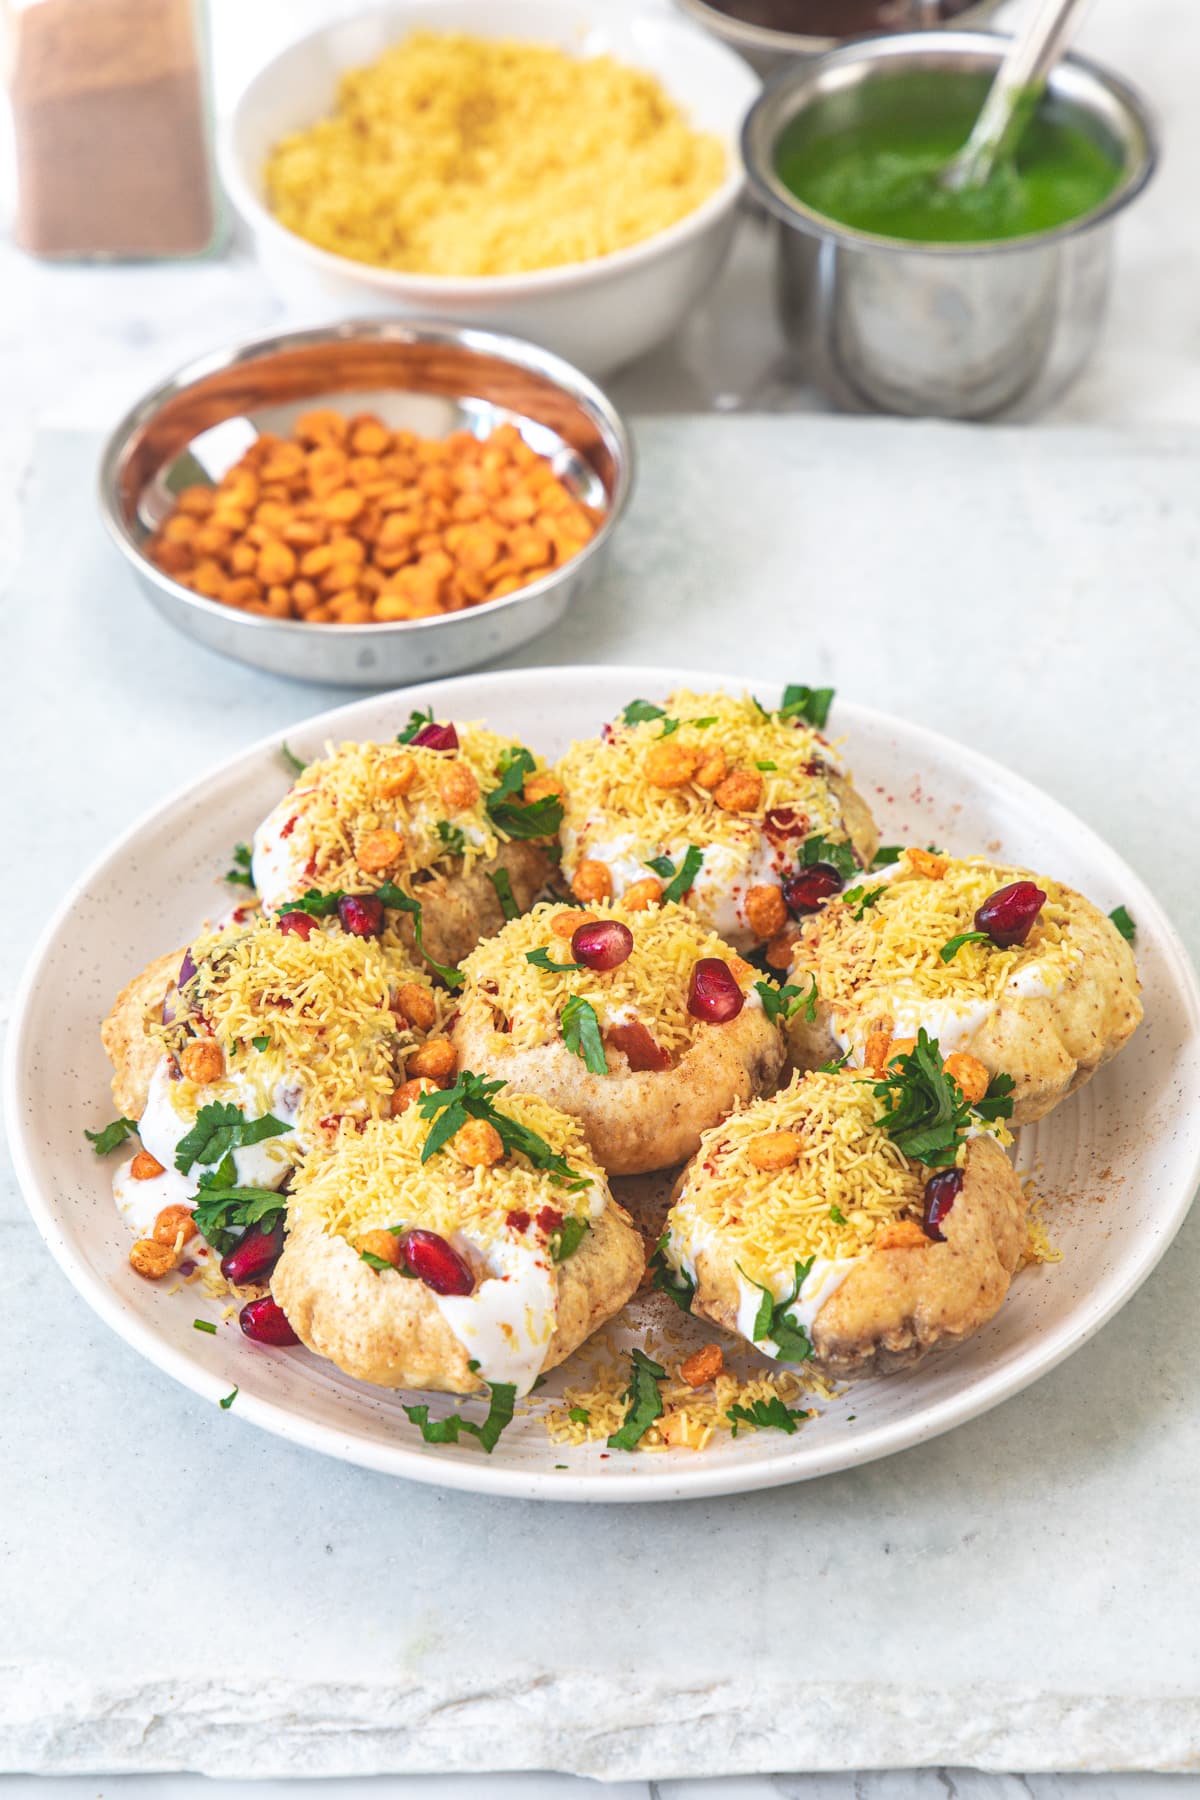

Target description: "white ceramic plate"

left=8, top=667, right=1200, bottom=1501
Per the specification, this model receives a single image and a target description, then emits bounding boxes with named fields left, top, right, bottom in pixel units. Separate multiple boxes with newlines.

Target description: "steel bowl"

left=99, top=320, right=634, bottom=687
left=741, top=33, right=1158, bottom=419
left=673, top=0, right=1006, bottom=77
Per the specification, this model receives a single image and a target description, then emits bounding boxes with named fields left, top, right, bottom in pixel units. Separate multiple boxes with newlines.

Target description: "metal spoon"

left=940, top=0, right=1093, bottom=192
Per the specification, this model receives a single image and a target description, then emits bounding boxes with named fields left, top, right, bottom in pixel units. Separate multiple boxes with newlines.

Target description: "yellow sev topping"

left=267, top=725, right=547, bottom=893
left=555, top=689, right=851, bottom=862
left=289, top=1089, right=602, bottom=1250
left=666, top=1069, right=925, bottom=1285
left=160, top=916, right=437, bottom=1130
left=792, top=856, right=1081, bottom=1017
left=457, top=898, right=758, bottom=1057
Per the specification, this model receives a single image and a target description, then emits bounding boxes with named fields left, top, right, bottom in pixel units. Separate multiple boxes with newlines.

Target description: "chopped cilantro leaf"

left=281, top=886, right=343, bottom=918
left=689, top=716, right=718, bottom=728
left=467, top=1359, right=480, bottom=1373
left=359, top=1249, right=394, bottom=1272
left=829, top=1204, right=847, bottom=1225
left=799, top=833, right=858, bottom=882
left=1109, top=904, right=1136, bottom=942
left=190, top=1163, right=286, bottom=1255
left=843, top=884, right=886, bottom=921
left=485, top=746, right=563, bottom=840
left=755, top=976, right=818, bottom=1025
left=219, top=1387, right=238, bottom=1409
left=489, top=867, right=519, bottom=921
left=727, top=1396, right=808, bottom=1437
left=396, top=707, right=434, bottom=744
left=372, top=881, right=463, bottom=988
left=561, top=995, right=608, bottom=1075
left=280, top=742, right=305, bottom=776
left=548, top=1216, right=589, bottom=1262
left=650, top=1234, right=696, bottom=1312
left=648, top=845, right=704, bottom=904
left=84, top=1117, right=139, bottom=1156
left=620, top=699, right=666, bottom=726
left=568, top=1406, right=590, bottom=1425
left=658, top=718, right=681, bottom=737
left=778, top=684, right=834, bottom=729
left=869, top=845, right=904, bottom=870
left=403, top=1381, right=517, bottom=1454
left=737, top=1258, right=815, bottom=1363
left=871, top=1028, right=969, bottom=1167
left=526, top=946, right=584, bottom=973
left=607, top=1349, right=666, bottom=1451
left=192, top=1318, right=217, bottom=1334
left=940, top=930, right=991, bottom=964
left=251, top=1035, right=271, bottom=1053
left=755, top=760, right=777, bottom=772
left=174, top=1101, right=290, bottom=1175
left=416, top=1071, right=591, bottom=1192
left=225, top=842, right=255, bottom=889
left=819, top=1049, right=852, bottom=1073
left=436, top=820, right=467, bottom=857
left=974, top=1071, right=1016, bottom=1125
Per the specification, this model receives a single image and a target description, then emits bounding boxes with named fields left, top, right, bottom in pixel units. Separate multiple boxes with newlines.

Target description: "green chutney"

left=774, top=89, right=1123, bottom=244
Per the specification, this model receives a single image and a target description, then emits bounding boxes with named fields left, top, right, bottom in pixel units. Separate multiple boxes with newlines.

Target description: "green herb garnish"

left=646, top=845, right=703, bottom=904
left=280, top=741, right=305, bottom=776
left=489, top=867, right=519, bottom=921
left=568, top=1406, right=590, bottom=1425
left=359, top=1249, right=394, bottom=1272
left=798, top=833, right=858, bottom=882
left=436, top=820, right=467, bottom=857
left=548, top=1216, right=590, bottom=1262
left=819, top=1049, right=852, bottom=1073
left=755, top=760, right=777, bottom=772
left=373, top=881, right=463, bottom=988
left=396, top=707, right=434, bottom=744
left=871, top=1028, right=1014, bottom=1166
left=620, top=699, right=666, bottom=726
left=251, top=1035, right=271, bottom=1053
left=738, top=1258, right=815, bottom=1363
left=193, top=1318, right=217, bottom=1335
left=754, top=976, right=818, bottom=1025
left=219, top=1387, right=239, bottom=1410
left=869, top=845, right=903, bottom=870
left=485, top=746, right=563, bottom=840
left=843, top=884, right=886, bottom=921
left=526, top=946, right=585, bottom=973
left=189, top=1158, right=287, bottom=1255
left=689, top=715, right=718, bottom=728
left=650, top=1234, right=696, bottom=1312
left=727, top=1396, right=808, bottom=1437
left=1109, top=904, right=1136, bottom=942
left=403, top=1381, right=517, bottom=1454
left=561, top=995, right=607, bottom=1075
left=778, top=684, right=834, bottom=730
left=607, top=1349, right=667, bottom=1451
left=174, top=1101, right=290, bottom=1175
left=84, top=1117, right=139, bottom=1156
left=416, top=1071, right=590, bottom=1191
left=940, top=931, right=991, bottom=964
left=658, top=718, right=681, bottom=737
left=225, top=842, right=255, bottom=889
left=829, top=1204, right=847, bottom=1225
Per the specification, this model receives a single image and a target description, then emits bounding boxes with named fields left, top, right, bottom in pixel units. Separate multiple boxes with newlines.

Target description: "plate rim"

left=8, top=663, right=1200, bottom=1502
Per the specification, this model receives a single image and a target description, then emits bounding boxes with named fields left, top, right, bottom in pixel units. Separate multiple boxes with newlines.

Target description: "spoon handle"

left=941, top=0, right=1093, bottom=192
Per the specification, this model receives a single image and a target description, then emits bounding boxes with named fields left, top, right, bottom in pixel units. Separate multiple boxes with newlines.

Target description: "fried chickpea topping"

left=571, top=860, right=613, bottom=902
left=145, top=418, right=603, bottom=625
left=694, top=744, right=727, bottom=790
left=622, top=877, right=663, bottom=912
left=944, top=1051, right=990, bottom=1104
left=437, top=761, right=480, bottom=811
left=552, top=908, right=596, bottom=937
left=391, top=1076, right=438, bottom=1115
left=376, top=754, right=417, bottom=799
left=747, top=1130, right=802, bottom=1171
left=906, top=848, right=949, bottom=880
left=765, top=930, right=799, bottom=971
left=745, top=884, right=787, bottom=940
left=877, top=1219, right=932, bottom=1252
left=452, top=1118, right=505, bottom=1168
left=130, top=1149, right=165, bottom=1181
left=863, top=1029, right=893, bottom=1075
left=645, top=741, right=700, bottom=788
left=887, top=1036, right=917, bottom=1065
left=712, top=768, right=763, bottom=813
left=180, top=1039, right=224, bottom=1085
left=523, top=771, right=564, bottom=806
left=357, top=1228, right=402, bottom=1267
left=406, top=1037, right=457, bottom=1082
left=680, top=1344, right=725, bottom=1387
left=129, top=1238, right=177, bottom=1280
left=152, top=1204, right=198, bottom=1248
left=356, top=827, right=404, bottom=872
left=391, top=981, right=437, bottom=1032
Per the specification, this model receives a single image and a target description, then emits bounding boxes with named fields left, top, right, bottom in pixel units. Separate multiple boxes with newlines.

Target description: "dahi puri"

left=272, top=1088, right=645, bottom=1396
left=787, top=852, right=1142, bottom=1124
left=660, top=1068, right=1028, bottom=1378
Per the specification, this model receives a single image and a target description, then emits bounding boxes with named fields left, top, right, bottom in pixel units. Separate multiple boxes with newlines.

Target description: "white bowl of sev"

left=221, top=0, right=759, bottom=376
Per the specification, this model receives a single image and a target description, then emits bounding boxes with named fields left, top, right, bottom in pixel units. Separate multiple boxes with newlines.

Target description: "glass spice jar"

left=5, top=0, right=221, bottom=259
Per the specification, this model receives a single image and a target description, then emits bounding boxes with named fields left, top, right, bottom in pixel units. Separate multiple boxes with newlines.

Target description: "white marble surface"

left=2, top=419, right=1200, bottom=1795
left=4, top=0, right=1200, bottom=1791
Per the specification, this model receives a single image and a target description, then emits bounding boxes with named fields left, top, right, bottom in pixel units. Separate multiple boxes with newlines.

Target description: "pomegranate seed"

left=238, top=1295, right=299, bottom=1346
left=782, top=862, right=844, bottom=915
left=221, top=1220, right=285, bottom=1286
left=278, top=910, right=317, bottom=939
left=402, top=1228, right=474, bottom=1296
left=687, top=958, right=745, bottom=1024
left=338, top=894, right=385, bottom=938
left=763, top=806, right=807, bottom=845
left=974, top=881, right=1047, bottom=948
left=411, top=721, right=459, bottom=751
left=922, top=1168, right=963, bottom=1242
left=571, top=919, right=634, bottom=971
left=605, top=1019, right=671, bottom=1071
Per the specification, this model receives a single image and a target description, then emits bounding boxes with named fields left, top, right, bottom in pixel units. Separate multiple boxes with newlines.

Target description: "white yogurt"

left=833, top=953, right=1073, bottom=1066
left=431, top=1237, right=557, bottom=1396
left=663, top=1210, right=859, bottom=1362
left=251, top=793, right=316, bottom=911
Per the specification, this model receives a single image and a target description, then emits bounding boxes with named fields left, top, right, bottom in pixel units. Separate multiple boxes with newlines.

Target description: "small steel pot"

left=673, top=0, right=1006, bottom=77
left=742, top=33, right=1157, bottom=419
